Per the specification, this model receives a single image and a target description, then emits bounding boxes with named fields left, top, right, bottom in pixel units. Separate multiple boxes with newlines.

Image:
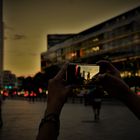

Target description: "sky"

left=3, top=0, right=140, bottom=77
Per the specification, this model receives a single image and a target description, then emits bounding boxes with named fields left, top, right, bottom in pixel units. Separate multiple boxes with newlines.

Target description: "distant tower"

left=0, top=0, right=3, bottom=88
left=0, top=0, right=3, bottom=72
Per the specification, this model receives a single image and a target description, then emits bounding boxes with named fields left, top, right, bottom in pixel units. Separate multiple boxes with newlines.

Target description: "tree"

left=23, top=76, right=34, bottom=93
left=33, top=72, right=44, bottom=96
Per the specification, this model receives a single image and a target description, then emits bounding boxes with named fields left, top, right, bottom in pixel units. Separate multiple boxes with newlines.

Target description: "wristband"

left=39, top=113, right=60, bottom=132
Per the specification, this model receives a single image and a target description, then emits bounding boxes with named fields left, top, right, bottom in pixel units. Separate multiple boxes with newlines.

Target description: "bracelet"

left=39, top=113, right=60, bottom=130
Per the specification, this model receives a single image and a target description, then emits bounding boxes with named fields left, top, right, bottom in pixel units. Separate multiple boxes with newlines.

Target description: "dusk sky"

left=3, top=0, right=140, bottom=77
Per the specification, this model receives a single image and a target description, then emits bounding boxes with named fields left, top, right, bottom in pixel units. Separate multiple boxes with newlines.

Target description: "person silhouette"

left=89, top=85, right=104, bottom=121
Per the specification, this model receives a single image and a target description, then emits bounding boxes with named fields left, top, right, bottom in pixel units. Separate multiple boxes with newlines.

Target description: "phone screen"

left=66, top=63, right=99, bottom=85
left=77, top=64, right=99, bottom=80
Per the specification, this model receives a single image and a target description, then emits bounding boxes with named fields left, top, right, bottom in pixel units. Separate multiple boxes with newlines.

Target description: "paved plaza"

left=0, top=99, right=140, bottom=140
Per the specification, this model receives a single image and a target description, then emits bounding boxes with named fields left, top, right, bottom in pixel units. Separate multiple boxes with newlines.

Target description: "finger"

left=96, top=60, right=115, bottom=71
left=65, top=85, right=73, bottom=96
left=96, top=73, right=130, bottom=98
left=54, top=63, right=68, bottom=80
left=97, top=60, right=120, bottom=77
left=97, top=73, right=124, bottom=90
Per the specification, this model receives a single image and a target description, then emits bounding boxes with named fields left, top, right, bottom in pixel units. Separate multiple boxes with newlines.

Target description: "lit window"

left=92, top=46, right=100, bottom=52
left=92, top=38, right=99, bottom=42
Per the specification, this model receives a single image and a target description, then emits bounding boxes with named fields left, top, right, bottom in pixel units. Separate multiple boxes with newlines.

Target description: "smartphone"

left=66, top=63, right=100, bottom=85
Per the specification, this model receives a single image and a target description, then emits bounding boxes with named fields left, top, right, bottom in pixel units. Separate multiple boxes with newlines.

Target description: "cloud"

left=4, top=23, right=27, bottom=40
left=13, top=34, right=27, bottom=40
left=4, top=33, right=27, bottom=40
left=4, top=23, right=14, bottom=30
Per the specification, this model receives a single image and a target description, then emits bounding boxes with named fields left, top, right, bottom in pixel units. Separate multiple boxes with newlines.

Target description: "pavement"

left=0, top=98, right=140, bottom=140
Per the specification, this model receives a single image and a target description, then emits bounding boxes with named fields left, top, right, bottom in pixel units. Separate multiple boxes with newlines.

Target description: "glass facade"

left=41, top=6, right=140, bottom=77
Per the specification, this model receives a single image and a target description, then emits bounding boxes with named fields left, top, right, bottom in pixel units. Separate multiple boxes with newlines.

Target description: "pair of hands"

left=37, top=60, right=139, bottom=140
left=46, top=60, right=130, bottom=115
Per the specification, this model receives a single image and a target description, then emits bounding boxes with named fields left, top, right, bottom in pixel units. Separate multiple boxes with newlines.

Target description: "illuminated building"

left=41, top=6, right=140, bottom=77
left=41, top=34, right=75, bottom=72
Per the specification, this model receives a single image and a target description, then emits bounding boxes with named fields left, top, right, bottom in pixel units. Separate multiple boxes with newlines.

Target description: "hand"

left=95, top=60, right=140, bottom=119
left=46, top=63, right=72, bottom=115
left=96, top=60, right=130, bottom=99
left=97, top=60, right=121, bottom=78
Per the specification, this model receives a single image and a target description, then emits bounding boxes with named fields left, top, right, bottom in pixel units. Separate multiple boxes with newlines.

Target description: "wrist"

left=39, top=113, right=60, bottom=136
left=46, top=95, right=67, bottom=115
left=46, top=101, right=64, bottom=116
left=118, top=85, right=132, bottom=101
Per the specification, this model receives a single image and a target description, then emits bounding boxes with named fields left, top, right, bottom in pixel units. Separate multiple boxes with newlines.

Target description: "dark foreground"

left=0, top=99, right=140, bottom=140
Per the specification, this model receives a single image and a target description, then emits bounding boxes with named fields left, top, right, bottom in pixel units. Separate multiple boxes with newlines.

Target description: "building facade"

left=41, top=6, right=140, bottom=77
left=47, top=34, right=76, bottom=50
left=2, top=70, right=17, bottom=89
